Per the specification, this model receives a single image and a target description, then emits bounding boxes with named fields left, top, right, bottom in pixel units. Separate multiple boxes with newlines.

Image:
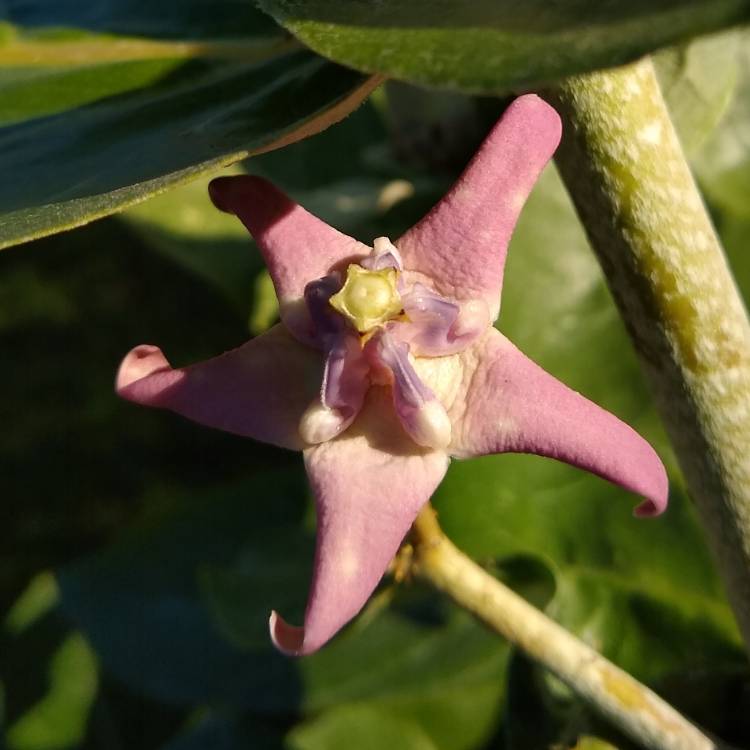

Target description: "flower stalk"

left=410, top=505, right=719, bottom=750
left=542, top=58, right=750, bottom=654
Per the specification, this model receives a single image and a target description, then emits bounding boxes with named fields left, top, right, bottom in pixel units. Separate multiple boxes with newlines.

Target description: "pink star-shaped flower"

left=116, top=95, right=667, bottom=656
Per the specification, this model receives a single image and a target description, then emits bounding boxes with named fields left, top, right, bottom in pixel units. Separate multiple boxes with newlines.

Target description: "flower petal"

left=270, top=386, right=449, bottom=655
left=116, top=324, right=321, bottom=451
left=396, top=95, right=561, bottom=319
left=209, top=175, right=370, bottom=342
left=450, top=330, right=668, bottom=517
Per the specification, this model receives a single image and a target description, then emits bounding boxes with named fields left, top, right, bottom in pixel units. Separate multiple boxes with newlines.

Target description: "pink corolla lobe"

left=116, top=95, right=668, bottom=656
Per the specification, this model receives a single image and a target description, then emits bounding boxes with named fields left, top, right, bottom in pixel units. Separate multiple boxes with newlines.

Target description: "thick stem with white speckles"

left=542, top=58, right=750, bottom=655
left=411, top=506, right=720, bottom=750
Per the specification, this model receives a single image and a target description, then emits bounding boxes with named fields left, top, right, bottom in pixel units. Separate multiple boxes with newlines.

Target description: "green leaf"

left=0, top=4, right=282, bottom=124
left=259, top=0, right=750, bottom=95
left=287, top=705, right=438, bottom=750
left=0, top=5, right=379, bottom=250
left=655, top=30, right=742, bottom=154
left=692, top=31, right=750, bottom=217
left=5, top=633, right=98, bottom=750
left=719, top=213, right=750, bottom=298
left=2, top=576, right=98, bottom=750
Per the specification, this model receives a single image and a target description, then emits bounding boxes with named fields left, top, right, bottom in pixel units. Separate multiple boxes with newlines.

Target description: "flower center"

left=329, top=264, right=403, bottom=333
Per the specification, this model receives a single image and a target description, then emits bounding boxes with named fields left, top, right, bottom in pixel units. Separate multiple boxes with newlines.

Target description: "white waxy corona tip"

left=373, top=236, right=403, bottom=266
left=454, top=299, right=491, bottom=337
left=409, top=399, right=452, bottom=450
left=299, top=401, right=349, bottom=444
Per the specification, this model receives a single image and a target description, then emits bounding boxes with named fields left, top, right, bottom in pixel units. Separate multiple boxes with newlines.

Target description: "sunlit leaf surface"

left=260, top=0, right=750, bottom=93
left=0, top=4, right=378, bottom=249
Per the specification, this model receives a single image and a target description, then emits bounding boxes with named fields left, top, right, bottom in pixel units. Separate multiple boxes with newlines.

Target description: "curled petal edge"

left=269, top=610, right=305, bottom=656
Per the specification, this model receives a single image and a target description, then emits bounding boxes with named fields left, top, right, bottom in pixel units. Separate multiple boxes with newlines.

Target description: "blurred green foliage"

left=2, top=4, right=750, bottom=750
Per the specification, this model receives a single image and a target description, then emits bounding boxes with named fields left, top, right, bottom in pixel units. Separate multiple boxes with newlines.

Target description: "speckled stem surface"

left=411, top=506, right=719, bottom=750
left=542, top=58, right=750, bottom=653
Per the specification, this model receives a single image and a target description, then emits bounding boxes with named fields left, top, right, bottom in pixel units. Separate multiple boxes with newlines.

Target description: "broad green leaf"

left=3, top=576, right=98, bottom=750
left=4, top=572, right=59, bottom=635
left=5, top=633, right=98, bottom=750
left=0, top=58, right=185, bottom=125
left=719, top=213, right=750, bottom=297
left=287, top=705, right=438, bottom=750
left=0, top=4, right=283, bottom=123
left=692, top=31, right=750, bottom=217
left=655, top=30, right=742, bottom=154
left=259, top=0, right=750, bottom=95
left=0, top=4, right=380, bottom=250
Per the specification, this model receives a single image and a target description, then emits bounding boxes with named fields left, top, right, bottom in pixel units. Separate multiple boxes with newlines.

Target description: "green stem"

left=542, top=58, right=750, bottom=653
left=411, top=506, right=720, bottom=750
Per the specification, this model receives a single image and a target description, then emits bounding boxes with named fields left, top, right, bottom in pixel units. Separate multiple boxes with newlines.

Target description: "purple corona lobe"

left=321, top=336, right=369, bottom=420
left=371, top=330, right=452, bottom=449
left=304, top=274, right=345, bottom=346
left=116, top=95, right=668, bottom=657
left=400, top=283, right=488, bottom=356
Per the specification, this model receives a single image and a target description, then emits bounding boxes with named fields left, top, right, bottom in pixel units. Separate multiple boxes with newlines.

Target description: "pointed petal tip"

left=632, top=449, right=669, bottom=518
left=115, top=344, right=171, bottom=394
left=626, top=447, right=669, bottom=517
left=269, top=610, right=308, bottom=657
left=633, top=488, right=669, bottom=519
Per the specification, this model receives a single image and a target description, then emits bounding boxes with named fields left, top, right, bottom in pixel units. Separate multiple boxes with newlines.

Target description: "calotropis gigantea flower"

left=116, top=95, right=668, bottom=656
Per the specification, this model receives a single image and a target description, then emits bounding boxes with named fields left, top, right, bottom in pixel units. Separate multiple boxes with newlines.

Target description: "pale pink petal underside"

left=396, top=95, right=562, bottom=319
left=116, top=324, right=321, bottom=451
left=209, top=176, right=370, bottom=342
left=270, top=387, right=449, bottom=655
left=451, top=330, right=668, bottom=517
